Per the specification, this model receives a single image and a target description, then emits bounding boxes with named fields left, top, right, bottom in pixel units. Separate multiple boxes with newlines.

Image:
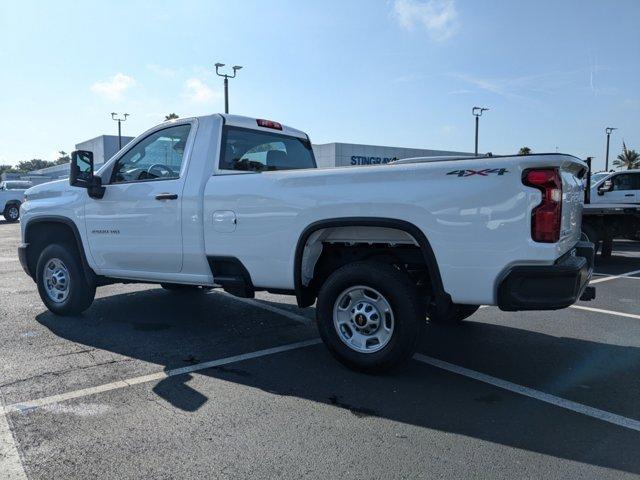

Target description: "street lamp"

left=605, top=127, right=617, bottom=171
left=472, top=107, right=489, bottom=156
left=215, top=63, right=243, bottom=114
left=111, top=112, right=129, bottom=150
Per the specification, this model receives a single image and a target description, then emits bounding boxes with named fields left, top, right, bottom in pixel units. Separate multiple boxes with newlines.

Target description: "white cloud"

left=393, top=0, right=459, bottom=41
left=147, top=64, right=178, bottom=78
left=447, top=89, right=472, bottom=95
left=182, top=78, right=218, bottom=103
left=90, top=73, right=135, bottom=100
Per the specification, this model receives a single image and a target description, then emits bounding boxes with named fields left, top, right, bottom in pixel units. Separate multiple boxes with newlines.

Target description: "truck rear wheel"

left=36, top=244, right=96, bottom=316
left=316, top=261, right=423, bottom=373
left=3, top=203, right=20, bottom=223
left=427, top=304, right=480, bottom=324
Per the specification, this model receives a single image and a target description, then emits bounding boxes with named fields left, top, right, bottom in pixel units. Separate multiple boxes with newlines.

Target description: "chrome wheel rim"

left=333, top=285, right=394, bottom=354
left=8, top=206, right=18, bottom=220
left=43, top=258, right=70, bottom=303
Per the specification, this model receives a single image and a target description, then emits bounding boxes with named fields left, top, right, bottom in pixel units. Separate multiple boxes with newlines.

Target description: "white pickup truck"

left=582, top=169, right=640, bottom=257
left=1, top=180, right=32, bottom=222
left=19, top=114, right=595, bottom=371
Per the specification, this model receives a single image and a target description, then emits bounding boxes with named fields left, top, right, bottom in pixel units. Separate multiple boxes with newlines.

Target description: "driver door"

left=85, top=123, right=192, bottom=274
left=603, top=173, right=639, bottom=204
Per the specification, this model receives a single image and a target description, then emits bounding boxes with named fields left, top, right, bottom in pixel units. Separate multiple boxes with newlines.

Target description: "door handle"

left=155, top=193, right=178, bottom=200
left=625, top=194, right=634, bottom=197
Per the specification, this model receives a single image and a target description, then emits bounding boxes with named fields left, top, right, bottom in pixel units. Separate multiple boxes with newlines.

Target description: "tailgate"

left=558, top=159, right=586, bottom=255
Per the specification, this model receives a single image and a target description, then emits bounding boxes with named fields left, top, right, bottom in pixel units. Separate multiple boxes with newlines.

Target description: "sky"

left=1, top=0, right=639, bottom=171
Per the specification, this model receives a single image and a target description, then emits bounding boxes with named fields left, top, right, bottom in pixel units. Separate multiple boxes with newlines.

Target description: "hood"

left=25, top=179, right=70, bottom=200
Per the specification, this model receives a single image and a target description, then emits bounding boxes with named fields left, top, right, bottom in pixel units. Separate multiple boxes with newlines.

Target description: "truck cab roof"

left=220, top=114, right=309, bottom=140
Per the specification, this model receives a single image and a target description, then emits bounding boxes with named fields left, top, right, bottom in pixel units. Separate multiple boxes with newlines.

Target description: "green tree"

left=613, top=142, right=639, bottom=170
left=0, top=164, right=21, bottom=175
left=165, top=113, right=179, bottom=121
left=16, top=159, right=55, bottom=172
left=518, top=147, right=532, bottom=155
left=55, top=151, right=71, bottom=165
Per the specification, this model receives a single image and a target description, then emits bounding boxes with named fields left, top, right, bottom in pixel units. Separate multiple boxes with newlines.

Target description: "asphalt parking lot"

left=1, top=220, right=639, bottom=479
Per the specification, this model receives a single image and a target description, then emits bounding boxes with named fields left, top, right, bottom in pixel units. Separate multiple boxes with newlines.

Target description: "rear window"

left=219, top=126, right=316, bottom=172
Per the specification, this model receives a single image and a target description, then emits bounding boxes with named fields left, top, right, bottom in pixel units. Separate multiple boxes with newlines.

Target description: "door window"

left=111, top=124, right=191, bottom=183
left=611, top=174, right=639, bottom=191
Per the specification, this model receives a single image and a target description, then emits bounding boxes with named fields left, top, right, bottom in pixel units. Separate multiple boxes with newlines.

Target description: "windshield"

left=220, top=127, right=316, bottom=172
left=590, top=172, right=610, bottom=185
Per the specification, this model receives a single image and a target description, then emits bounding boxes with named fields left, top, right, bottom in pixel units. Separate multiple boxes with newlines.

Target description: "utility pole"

left=215, top=63, right=243, bottom=114
left=472, top=107, right=489, bottom=156
left=111, top=112, right=129, bottom=149
left=605, top=127, right=617, bottom=171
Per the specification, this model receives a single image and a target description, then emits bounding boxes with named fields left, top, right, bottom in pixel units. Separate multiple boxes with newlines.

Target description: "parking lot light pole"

left=111, top=112, right=129, bottom=150
left=215, top=63, right=243, bottom=114
left=472, top=107, right=489, bottom=156
left=605, top=127, right=617, bottom=171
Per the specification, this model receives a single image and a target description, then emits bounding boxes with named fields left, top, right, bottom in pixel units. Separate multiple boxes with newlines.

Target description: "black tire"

left=427, top=304, right=480, bottom=324
left=160, top=283, right=204, bottom=292
left=36, top=243, right=96, bottom=316
left=581, top=224, right=600, bottom=255
left=600, top=238, right=613, bottom=259
left=316, top=261, right=423, bottom=373
left=3, top=203, right=20, bottom=223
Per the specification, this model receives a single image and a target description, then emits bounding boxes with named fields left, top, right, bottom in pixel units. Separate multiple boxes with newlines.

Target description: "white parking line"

left=3, top=291, right=640, bottom=448
left=1, top=339, right=321, bottom=416
left=414, top=354, right=640, bottom=432
left=0, top=405, right=27, bottom=479
left=590, top=268, right=640, bottom=284
left=570, top=305, right=640, bottom=320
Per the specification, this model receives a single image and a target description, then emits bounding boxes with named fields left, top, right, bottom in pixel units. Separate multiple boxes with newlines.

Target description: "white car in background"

left=0, top=180, right=32, bottom=222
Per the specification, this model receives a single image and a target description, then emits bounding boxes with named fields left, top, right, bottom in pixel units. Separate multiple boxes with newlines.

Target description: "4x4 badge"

left=446, top=168, right=509, bottom=177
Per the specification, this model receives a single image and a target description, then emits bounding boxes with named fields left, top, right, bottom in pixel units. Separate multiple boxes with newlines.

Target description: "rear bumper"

left=18, top=243, right=32, bottom=278
left=497, top=241, right=595, bottom=311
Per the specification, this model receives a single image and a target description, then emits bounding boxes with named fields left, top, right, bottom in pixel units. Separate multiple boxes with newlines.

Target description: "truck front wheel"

left=316, top=261, right=423, bottom=373
left=3, top=203, right=20, bottom=223
left=36, top=244, right=96, bottom=316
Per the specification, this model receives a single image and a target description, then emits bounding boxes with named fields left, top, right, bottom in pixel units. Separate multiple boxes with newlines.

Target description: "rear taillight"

left=523, top=168, right=562, bottom=243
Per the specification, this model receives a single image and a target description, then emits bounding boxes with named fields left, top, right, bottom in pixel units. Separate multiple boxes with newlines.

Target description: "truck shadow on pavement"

left=35, top=288, right=640, bottom=474
left=594, top=241, right=640, bottom=275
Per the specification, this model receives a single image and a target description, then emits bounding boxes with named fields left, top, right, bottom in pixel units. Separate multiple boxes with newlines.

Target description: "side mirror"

left=70, top=150, right=105, bottom=199
left=70, top=150, right=94, bottom=186
left=597, top=179, right=613, bottom=196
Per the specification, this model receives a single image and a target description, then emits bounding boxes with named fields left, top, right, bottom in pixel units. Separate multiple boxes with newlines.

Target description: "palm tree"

left=613, top=142, right=640, bottom=170
left=165, top=113, right=179, bottom=121
left=518, top=147, right=532, bottom=155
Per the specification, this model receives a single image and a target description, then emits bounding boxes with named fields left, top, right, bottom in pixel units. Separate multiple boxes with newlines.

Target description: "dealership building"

left=313, top=142, right=471, bottom=168
left=9, top=135, right=471, bottom=184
